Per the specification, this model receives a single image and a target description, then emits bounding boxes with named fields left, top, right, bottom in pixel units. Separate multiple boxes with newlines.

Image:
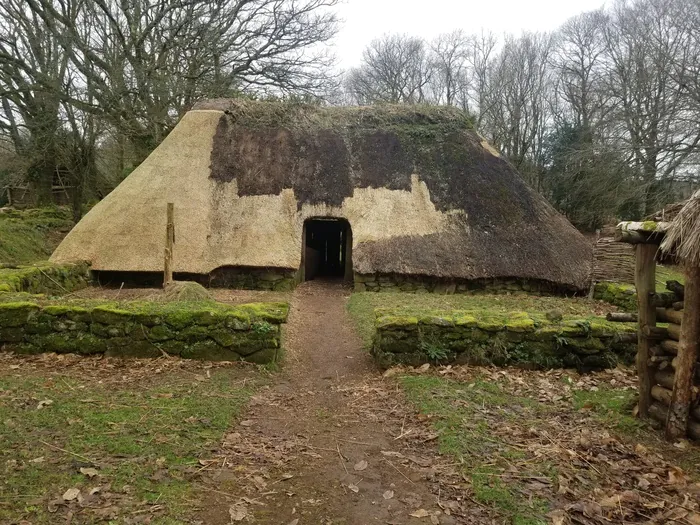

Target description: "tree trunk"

left=666, top=265, right=700, bottom=440
left=29, top=159, right=55, bottom=206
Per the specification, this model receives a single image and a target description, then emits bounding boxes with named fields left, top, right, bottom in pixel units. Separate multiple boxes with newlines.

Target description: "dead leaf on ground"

left=37, top=399, right=53, bottom=409
left=348, top=483, right=359, bottom=493
left=354, top=460, right=368, bottom=471
left=669, top=466, right=688, bottom=486
left=62, top=488, right=80, bottom=501
left=547, top=509, right=567, bottom=525
left=410, top=509, right=430, bottom=518
left=80, top=467, right=99, bottom=478
left=228, top=503, right=248, bottom=521
left=47, top=499, right=63, bottom=513
left=383, top=490, right=394, bottom=500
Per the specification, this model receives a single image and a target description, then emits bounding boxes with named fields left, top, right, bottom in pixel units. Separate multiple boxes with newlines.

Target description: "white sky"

left=332, top=0, right=608, bottom=68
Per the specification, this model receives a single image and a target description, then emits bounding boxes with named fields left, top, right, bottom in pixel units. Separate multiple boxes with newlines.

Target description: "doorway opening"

left=303, top=218, right=352, bottom=281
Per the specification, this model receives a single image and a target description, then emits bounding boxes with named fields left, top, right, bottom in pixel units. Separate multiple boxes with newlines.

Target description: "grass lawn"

left=398, top=366, right=700, bottom=524
left=401, top=374, right=553, bottom=524
left=0, top=354, right=261, bottom=524
left=0, top=207, right=74, bottom=265
left=347, top=292, right=620, bottom=348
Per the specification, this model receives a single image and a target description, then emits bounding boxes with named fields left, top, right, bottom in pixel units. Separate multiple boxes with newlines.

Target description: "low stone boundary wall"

left=372, top=310, right=636, bottom=371
left=208, top=267, right=298, bottom=291
left=593, top=281, right=677, bottom=312
left=0, top=300, right=288, bottom=363
left=593, top=282, right=638, bottom=312
left=92, top=266, right=299, bottom=291
left=355, top=273, right=573, bottom=295
left=0, top=263, right=91, bottom=295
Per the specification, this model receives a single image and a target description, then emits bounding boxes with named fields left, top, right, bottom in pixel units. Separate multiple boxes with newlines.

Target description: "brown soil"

left=194, top=280, right=474, bottom=524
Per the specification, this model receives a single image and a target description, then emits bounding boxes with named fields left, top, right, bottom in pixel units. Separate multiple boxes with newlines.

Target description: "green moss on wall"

left=0, top=299, right=289, bottom=363
left=593, top=281, right=638, bottom=312
left=373, top=308, right=635, bottom=371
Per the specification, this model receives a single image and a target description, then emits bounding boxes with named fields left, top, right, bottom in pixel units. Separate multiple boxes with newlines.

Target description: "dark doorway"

left=303, top=218, right=352, bottom=281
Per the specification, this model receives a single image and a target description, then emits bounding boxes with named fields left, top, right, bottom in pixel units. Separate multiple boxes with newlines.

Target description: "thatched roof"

left=661, top=189, right=700, bottom=266
left=51, top=99, right=592, bottom=290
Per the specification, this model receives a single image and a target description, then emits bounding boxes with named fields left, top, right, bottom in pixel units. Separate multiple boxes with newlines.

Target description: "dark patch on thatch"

left=211, top=116, right=352, bottom=209
left=204, top=99, right=592, bottom=289
left=351, top=131, right=413, bottom=190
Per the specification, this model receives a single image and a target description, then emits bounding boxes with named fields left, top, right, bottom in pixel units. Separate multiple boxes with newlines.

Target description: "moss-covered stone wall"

left=0, top=263, right=91, bottom=295
left=355, top=273, right=571, bottom=295
left=208, top=266, right=299, bottom=291
left=92, top=267, right=299, bottom=291
left=592, top=281, right=677, bottom=312
left=0, top=300, right=288, bottom=363
left=373, top=310, right=636, bottom=371
left=592, top=282, right=638, bottom=312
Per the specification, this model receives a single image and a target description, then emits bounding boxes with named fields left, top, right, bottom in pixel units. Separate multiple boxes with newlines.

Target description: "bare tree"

left=603, top=0, right=700, bottom=213
left=464, top=30, right=498, bottom=124
left=0, top=0, right=74, bottom=203
left=21, top=0, right=340, bottom=158
left=346, top=34, right=433, bottom=104
left=480, top=32, right=555, bottom=189
left=552, top=9, right=611, bottom=140
left=430, top=30, right=469, bottom=106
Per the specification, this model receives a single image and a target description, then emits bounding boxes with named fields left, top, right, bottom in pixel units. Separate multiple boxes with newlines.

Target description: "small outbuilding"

left=51, top=100, right=592, bottom=293
left=617, top=192, right=700, bottom=440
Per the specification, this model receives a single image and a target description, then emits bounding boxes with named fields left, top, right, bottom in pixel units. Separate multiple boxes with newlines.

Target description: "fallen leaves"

left=62, top=488, right=80, bottom=501
left=383, top=490, right=394, bottom=500
left=353, top=460, right=368, bottom=471
left=409, top=508, right=430, bottom=518
left=228, top=503, right=248, bottom=521
left=79, top=467, right=99, bottom=478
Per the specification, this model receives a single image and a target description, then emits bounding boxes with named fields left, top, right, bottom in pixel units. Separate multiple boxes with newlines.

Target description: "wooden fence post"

left=164, top=203, right=174, bottom=287
left=666, top=265, right=700, bottom=440
left=636, top=244, right=657, bottom=418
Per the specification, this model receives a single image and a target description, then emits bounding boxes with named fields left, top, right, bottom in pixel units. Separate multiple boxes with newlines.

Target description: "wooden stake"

left=164, top=203, right=175, bottom=287
left=635, top=244, right=656, bottom=418
left=666, top=265, right=700, bottom=440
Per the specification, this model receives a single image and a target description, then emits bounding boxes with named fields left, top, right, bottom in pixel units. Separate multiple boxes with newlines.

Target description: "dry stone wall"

left=373, top=310, right=636, bottom=371
left=0, top=300, right=288, bottom=363
left=355, top=273, right=569, bottom=295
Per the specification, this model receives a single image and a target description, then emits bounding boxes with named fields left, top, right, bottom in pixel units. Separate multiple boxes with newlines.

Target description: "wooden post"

left=665, top=265, right=700, bottom=440
left=636, top=244, right=657, bottom=418
left=164, top=203, right=174, bottom=287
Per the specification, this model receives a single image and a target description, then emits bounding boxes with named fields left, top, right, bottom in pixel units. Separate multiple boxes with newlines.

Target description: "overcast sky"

left=332, top=0, right=608, bottom=68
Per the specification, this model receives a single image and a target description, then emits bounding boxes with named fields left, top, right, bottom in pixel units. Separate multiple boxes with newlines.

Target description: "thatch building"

left=51, top=100, right=592, bottom=292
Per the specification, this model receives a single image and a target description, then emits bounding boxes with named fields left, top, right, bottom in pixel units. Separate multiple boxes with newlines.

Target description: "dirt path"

left=197, top=280, right=470, bottom=524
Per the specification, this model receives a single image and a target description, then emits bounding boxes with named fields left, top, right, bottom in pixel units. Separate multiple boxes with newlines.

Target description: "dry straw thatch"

left=661, top=189, right=700, bottom=266
left=52, top=99, right=593, bottom=290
